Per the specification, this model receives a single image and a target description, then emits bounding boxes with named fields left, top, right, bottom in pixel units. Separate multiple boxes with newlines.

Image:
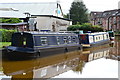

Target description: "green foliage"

left=63, top=14, right=69, bottom=18
left=0, top=18, right=22, bottom=23
left=69, top=1, right=89, bottom=25
left=67, top=23, right=103, bottom=32
left=115, top=30, right=120, bottom=34
left=0, top=42, right=11, bottom=48
left=0, top=29, right=17, bottom=42
left=67, top=25, right=81, bottom=31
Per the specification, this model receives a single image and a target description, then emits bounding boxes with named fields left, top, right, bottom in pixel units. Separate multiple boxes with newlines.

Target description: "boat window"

left=68, top=36, right=71, bottom=43
left=41, top=37, right=47, bottom=46
left=96, top=37, right=98, bottom=40
left=63, top=37, right=68, bottom=44
left=99, top=37, right=100, bottom=40
left=23, top=38, right=27, bottom=47
left=57, top=37, right=60, bottom=45
left=106, top=35, right=109, bottom=39
left=72, top=37, right=76, bottom=43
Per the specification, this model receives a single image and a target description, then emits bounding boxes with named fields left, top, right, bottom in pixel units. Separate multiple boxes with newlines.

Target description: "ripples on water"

left=0, top=36, right=119, bottom=79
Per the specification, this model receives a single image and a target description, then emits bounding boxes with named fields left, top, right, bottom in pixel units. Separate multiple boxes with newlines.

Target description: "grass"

left=0, top=42, right=11, bottom=48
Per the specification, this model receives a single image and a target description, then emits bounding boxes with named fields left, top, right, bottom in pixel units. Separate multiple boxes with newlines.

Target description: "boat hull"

left=82, top=39, right=110, bottom=48
left=2, top=44, right=82, bottom=60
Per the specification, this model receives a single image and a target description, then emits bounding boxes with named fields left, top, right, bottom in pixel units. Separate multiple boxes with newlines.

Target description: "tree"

left=69, top=0, right=89, bottom=25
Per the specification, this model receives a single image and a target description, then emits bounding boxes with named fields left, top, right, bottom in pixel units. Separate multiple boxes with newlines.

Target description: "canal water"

left=0, top=36, right=119, bottom=79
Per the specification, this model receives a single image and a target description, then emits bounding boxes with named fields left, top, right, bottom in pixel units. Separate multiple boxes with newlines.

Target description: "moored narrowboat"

left=3, top=32, right=82, bottom=59
left=79, top=32, right=110, bottom=47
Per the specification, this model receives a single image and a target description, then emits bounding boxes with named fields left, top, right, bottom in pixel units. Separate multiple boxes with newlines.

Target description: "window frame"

left=40, top=37, right=48, bottom=46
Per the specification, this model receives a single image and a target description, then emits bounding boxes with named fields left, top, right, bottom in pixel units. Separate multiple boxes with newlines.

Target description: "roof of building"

left=0, top=2, right=64, bottom=18
left=0, top=8, right=18, bottom=11
left=0, top=10, right=27, bottom=18
left=102, top=9, right=118, bottom=18
left=31, top=15, right=72, bottom=21
left=73, top=0, right=83, bottom=2
left=90, top=9, right=119, bottom=19
left=0, top=22, right=27, bottom=26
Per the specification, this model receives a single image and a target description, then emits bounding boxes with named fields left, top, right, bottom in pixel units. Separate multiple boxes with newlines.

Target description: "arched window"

left=52, top=25, right=56, bottom=32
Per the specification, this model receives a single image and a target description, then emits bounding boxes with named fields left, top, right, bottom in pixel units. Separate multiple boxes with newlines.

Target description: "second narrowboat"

left=79, top=32, right=110, bottom=47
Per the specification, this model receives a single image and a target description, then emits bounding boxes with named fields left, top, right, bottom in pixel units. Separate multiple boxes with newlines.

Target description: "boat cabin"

left=11, top=32, right=80, bottom=49
left=79, top=32, right=110, bottom=45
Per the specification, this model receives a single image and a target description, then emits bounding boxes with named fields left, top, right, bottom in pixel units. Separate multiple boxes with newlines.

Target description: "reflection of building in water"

left=108, top=36, right=120, bottom=61
left=33, top=58, right=79, bottom=78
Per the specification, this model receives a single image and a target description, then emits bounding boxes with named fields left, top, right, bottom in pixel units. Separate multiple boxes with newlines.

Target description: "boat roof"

left=86, top=32, right=109, bottom=35
left=16, top=31, right=77, bottom=35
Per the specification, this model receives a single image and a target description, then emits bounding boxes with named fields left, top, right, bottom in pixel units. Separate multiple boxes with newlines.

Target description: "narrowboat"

left=3, top=32, right=82, bottom=59
left=79, top=32, right=110, bottom=47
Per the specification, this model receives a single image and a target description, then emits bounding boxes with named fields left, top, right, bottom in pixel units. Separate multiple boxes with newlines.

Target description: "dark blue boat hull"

left=3, top=44, right=82, bottom=60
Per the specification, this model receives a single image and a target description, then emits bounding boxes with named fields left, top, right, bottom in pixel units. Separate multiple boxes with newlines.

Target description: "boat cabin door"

left=11, top=33, right=33, bottom=48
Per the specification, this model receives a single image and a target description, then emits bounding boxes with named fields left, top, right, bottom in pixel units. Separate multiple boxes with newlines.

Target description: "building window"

left=52, top=25, right=56, bottom=32
left=41, top=37, right=47, bottom=46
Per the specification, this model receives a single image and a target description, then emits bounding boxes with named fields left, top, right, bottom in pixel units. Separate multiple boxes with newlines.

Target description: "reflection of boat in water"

left=3, top=32, right=82, bottom=60
left=2, top=51, right=81, bottom=79
left=81, top=44, right=110, bottom=62
left=1, top=44, right=112, bottom=79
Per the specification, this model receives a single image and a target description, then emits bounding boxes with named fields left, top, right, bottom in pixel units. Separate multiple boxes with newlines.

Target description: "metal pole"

left=108, top=16, right=110, bottom=31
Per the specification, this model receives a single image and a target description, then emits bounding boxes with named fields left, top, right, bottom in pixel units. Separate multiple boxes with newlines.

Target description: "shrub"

left=67, top=25, right=81, bottom=31
left=0, top=18, right=22, bottom=23
left=67, top=23, right=103, bottom=32
left=92, top=25, right=103, bottom=32
left=81, top=23, right=92, bottom=27
left=0, top=29, right=17, bottom=42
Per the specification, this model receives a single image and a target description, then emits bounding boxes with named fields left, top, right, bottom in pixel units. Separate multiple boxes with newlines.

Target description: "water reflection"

left=1, top=50, right=81, bottom=79
left=0, top=36, right=119, bottom=79
left=108, top=36, right=120, bottom=60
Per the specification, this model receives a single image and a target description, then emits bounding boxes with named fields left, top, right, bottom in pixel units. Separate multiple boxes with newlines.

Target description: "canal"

left=0, top=36, right=119, bottom=79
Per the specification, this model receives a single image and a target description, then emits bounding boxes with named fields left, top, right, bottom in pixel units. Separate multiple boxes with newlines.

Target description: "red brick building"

left=90, top=9, right=120, bottom=31
left=90, top=12, right=103, bottom=26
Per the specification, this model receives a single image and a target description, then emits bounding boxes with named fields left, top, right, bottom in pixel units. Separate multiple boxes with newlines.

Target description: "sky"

left=0, top=0, right=120, bottom=14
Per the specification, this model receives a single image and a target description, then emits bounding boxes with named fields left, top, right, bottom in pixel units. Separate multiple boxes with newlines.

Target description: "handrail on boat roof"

left=21, top=31, right=76, bottom=35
